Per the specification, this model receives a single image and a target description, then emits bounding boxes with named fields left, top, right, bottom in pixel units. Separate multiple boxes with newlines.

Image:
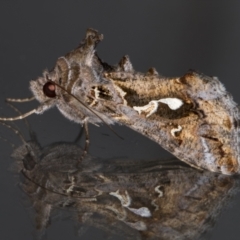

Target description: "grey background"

left=0, top=1, right=240, bottom=239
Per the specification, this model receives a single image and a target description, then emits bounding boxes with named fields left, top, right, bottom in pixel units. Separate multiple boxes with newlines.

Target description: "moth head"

left=30, top=70, right=58, bottom=103
left=30, top=29, right=104, bottom=104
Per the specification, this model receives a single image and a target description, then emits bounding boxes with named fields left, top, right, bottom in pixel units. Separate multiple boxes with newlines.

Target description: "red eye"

left=43, top=82, right=56, bottom=98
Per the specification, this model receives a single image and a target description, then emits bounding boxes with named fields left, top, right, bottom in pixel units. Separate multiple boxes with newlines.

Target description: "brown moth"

left=0, top=29, right=239, bottom=175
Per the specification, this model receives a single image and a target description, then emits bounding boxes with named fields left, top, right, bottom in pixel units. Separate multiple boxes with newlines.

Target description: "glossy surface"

left=1, top=1, right=240, bottom=239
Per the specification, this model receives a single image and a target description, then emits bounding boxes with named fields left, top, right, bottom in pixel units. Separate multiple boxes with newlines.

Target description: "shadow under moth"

left=1, top=29, right=239, bottom=175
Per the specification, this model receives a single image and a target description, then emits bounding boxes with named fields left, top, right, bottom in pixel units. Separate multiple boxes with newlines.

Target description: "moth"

left=0, top=29, right=239, bottom=175
left=8, top=121, right=239, bottom=239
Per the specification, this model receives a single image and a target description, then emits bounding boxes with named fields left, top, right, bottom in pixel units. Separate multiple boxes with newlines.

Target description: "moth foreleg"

left=0, top=109, right=36, bottom=121
left=0, top=101, right=55, bottom=121
left=6, top=96, right=35, bottom=103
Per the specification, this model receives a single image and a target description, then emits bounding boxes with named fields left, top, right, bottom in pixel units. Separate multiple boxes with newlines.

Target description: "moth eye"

left=43, top=82, right=56, bottom=98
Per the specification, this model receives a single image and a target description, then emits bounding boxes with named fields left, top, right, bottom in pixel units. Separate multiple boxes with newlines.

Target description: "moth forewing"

left=105, top=69, right=240, bottom=175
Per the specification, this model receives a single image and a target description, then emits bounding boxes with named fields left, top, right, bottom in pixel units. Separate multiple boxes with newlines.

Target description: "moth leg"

left=80, top=118, right=90, bottom=161
left=0, top=103, right=31, bottom=145
left=6, top=96, right=35, bottom=103
left=6, top=101, right=30, bottom=129
left=0, top=121, right=24, bottom=147
left=73, top=125, right=84, bottom=143
left=0, top=100, right=55, bottom=121
left=6, top=101, right=37, bottom=142
left=83, top=118, right=90, bottom=154
left=0, top=109, right=36, bottom=121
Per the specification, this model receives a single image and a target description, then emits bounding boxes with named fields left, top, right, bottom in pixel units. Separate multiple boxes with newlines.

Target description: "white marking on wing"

left=133, top=101, right=158, bottom=117
left=127, top=207, right=151, bottom=217
left=154, top=185, right=164, bottom=197
left=170, top=125, right=182, bottom=137
left=125, top=221, right=147, bottom=231
left=110, top=190, right=131, bottom=207
left=158, top=98, right=183, bottom=110
left=133, top=97, right=183, bottom=117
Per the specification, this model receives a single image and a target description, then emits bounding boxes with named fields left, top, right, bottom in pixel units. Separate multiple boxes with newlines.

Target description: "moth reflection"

left=6, top=123, right=239, bottom=240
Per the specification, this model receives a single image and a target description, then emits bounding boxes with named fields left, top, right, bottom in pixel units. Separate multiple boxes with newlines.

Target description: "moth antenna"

left=49, top=80, right=124, bottom=140
left=6, top=96, right=35, bottom=103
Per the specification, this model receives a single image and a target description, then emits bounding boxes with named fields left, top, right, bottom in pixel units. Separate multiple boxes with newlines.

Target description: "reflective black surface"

left=2, top=120, right=240, bottom=240
left=1, top=1, right=240, bottom=239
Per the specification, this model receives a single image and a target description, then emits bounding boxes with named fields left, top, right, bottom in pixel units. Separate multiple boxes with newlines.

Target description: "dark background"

left=0, top=1, right=240, bottom=239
